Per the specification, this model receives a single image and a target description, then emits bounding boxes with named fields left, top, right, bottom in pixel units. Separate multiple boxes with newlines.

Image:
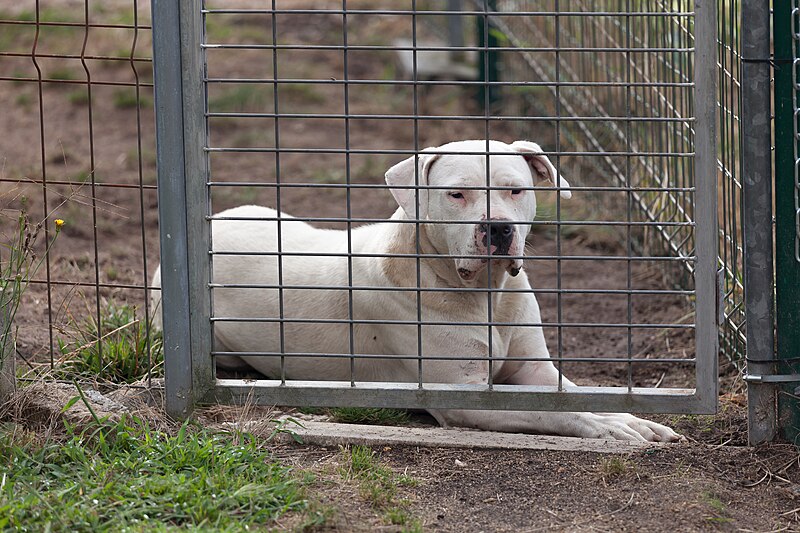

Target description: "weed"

left=67, top=89, right=90, bottom=106
left=329, top=407, right=411, bottom=426
left=309, top=168, right=346, bottom=184
left=339, top=445, right=420, bottom=527
left=267, top=417, right=304, bottom=443
left=599, top=456, right=632, bottom=479
left=14, top=93, right=32, bottom=108
left=386, top=506, right=413, bottom=525
left=104, top=266, right=118, bottom=281
left=10, top=70, right=30, bottom=84
left=281, top=83, right=325, bottom=105
left=0, top=413, right=308, bottom=530
left=209, top=85, right=271, bottom=113
left=49, top=67, right=77, bottom=81
left=702, top=490, right=733, bottom=524
left=113, top=90, right=152, bottom=109
left=1, top=213, right=62, bottom=392
left=15, top=7, right=82, bottom=24
left=73, top=169, right=96, bottom=183
left=55, top=302, right=163, bottom=383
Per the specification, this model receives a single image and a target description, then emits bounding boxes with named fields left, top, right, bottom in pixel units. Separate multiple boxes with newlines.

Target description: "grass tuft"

left=56, top=302, right=163, bottom=383
left=599, top=456, right=632, bottom=479
left=112, top=90, right=152, bottom=109
left=329, top=407, right=411, bottom=426
left=0, top=414, right=308, bottom=531
left=339, top=445, right=421, bottom=529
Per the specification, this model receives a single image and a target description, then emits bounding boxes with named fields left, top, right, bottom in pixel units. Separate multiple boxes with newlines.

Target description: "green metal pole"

left=477, top=0, right=500, bottom=107
left=773, top=0, right=800, bottom=444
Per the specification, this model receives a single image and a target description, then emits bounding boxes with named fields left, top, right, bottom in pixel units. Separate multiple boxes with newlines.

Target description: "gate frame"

left=151, top=1, right=719, bottom=419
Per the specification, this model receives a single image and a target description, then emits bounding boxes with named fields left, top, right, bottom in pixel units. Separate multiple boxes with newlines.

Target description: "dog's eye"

left=511, top=189, right=523, bottom=196
left=448, top=192, right=464, bottom=200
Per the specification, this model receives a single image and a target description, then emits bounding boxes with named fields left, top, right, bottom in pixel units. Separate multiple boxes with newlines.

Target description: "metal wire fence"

left=0, top=1, right=159, bottom=384
left=141, top=0, right=719, bottom=418
left=484, top=0, right=744, bottom=364
left=1, top=1, right=725, bottom=418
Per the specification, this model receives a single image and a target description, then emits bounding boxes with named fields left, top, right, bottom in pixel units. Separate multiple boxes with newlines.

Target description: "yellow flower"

left=55, top=219, right=65, bottom=229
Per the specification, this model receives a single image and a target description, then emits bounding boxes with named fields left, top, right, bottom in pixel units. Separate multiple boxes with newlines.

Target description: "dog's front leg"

left=428, top=407, right=672, bottom=441
left=489, top=330, right=682, bottom=442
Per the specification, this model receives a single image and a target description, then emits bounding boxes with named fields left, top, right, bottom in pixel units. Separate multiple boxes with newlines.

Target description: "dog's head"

left=385, top=139, right=571, bottom=282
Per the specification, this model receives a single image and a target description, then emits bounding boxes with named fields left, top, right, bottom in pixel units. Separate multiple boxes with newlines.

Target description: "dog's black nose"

left=479, top=222, right=514, bottom=255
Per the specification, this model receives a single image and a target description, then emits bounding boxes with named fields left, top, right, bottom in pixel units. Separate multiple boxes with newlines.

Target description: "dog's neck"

left=383, top=208, right=510, bottom=291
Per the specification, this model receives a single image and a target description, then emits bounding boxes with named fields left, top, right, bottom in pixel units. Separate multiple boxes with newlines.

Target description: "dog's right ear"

left=385, top=151, right=440, bottom=219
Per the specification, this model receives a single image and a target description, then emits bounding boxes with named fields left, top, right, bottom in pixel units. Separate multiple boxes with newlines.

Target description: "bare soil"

left=1, top=3, right=793, bottom=532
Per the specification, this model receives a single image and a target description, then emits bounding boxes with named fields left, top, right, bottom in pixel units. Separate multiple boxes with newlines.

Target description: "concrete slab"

left=276, top=418, right=664, bottom=454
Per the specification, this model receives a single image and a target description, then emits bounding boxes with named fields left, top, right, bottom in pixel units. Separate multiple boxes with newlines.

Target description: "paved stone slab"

left=277, top=418, right=663, bottom=453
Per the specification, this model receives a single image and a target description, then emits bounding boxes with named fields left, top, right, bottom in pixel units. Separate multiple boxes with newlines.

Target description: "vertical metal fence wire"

left=176, top=1, right=720, bottom=414
left=0, top=2, right=160, bottom=386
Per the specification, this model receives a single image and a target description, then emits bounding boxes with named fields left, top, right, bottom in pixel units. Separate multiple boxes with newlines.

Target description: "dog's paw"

left=581, top=413, right=683, bottom=442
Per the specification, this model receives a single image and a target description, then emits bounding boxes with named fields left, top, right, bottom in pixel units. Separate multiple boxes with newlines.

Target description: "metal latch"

left=743, top=373, right=800, bottom=396
left=743, top=374, right=800, bottom=383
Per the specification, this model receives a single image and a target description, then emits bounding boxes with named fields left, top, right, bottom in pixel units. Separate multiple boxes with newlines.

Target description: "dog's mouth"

left=455, top=254, right=523, bottom=282
left=454, top=223, right=524, bottom=282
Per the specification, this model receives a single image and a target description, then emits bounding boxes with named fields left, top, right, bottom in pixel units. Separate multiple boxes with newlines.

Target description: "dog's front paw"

left=578, top=413, right=683, bottom=442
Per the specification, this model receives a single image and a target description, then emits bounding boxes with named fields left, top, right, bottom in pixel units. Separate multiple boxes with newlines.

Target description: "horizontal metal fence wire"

left=1, top=1, right=723, bottom=414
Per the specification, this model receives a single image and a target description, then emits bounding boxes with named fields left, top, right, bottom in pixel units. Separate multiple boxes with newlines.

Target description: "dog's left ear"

left=385, top=150, right=441, bottom=219
left=510, top=140, right=572, bottom=199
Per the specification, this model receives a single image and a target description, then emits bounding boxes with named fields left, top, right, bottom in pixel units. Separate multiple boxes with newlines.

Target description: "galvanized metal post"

left=179, top=1, right=214, bottom=408
left=774, top=0, right=800, bottom=444
left=742, top=0, right=777, bottom=444
left=693, top=0, right=720, bottom=412
left=151, top=0, right=213, bottom=418
left=152, top=0, right=193, bottom=419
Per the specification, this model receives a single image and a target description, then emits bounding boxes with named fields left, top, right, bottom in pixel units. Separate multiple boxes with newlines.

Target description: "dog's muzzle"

left=479, top=221, right=514, bottom=256
left=456, top=221, right=524, bottom=281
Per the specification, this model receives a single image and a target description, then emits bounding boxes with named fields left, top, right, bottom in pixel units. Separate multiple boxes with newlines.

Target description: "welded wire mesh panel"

left=173, top=0, right=718, bottom=413
left=493, top=0, right=744, bottom=363
left=0, top=2, right=161, bottom=385
left=715, top=1, right=745, bottom=363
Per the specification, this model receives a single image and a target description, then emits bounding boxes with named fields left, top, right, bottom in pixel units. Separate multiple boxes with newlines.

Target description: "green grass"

left=113, top=90, right=152, bottom=109
left=599, top=456, right=632, bottom=478
left=49, top=67, right=78, bottom=81
left=0, top=415, right=309, bottom=531
left=208, top=83, right=324, bottom=114
left=14, top=93, right=32, bottom=108
left=340, top=446, right=421, bottom=529
left=701, top=490, right=733, bottom=524
left=329, top=407, right=411, bottom=426
left=68, top=89, right=90, bottom=106
left=209, top=85, right=271, bottom=113
left=56, top=302, right=163, bottom=383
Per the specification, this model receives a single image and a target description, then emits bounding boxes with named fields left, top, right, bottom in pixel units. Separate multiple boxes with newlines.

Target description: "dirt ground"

left=292, top=440, right=800, bottom=532
left=2, top=3, right=794, bottom=531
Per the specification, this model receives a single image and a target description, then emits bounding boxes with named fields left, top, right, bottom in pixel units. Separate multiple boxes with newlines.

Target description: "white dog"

left=152, top=140, right=680, bottom=442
